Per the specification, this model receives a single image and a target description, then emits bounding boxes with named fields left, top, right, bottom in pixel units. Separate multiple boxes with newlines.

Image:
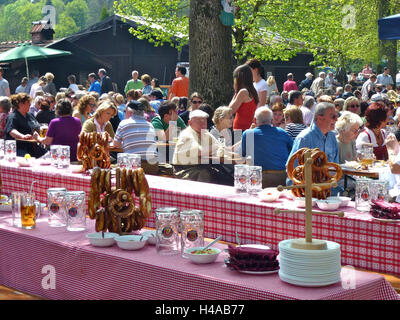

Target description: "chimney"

left=30, top=20, right=55, bottom=44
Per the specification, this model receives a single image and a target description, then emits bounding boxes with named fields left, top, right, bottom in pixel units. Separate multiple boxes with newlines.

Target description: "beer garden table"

left=0, top=160, right=400, bottom=278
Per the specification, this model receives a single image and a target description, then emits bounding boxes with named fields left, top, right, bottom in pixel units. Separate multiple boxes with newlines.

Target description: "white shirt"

left=68, top=84, right=79, bottom=92
left=29, top=83, right=41, bottom=98
left=300, top=106, right=313, bottom=126
left=94, top=118, right=106, bottom=133
left=355, top=127, right=387, bottom=150
left=253, top=79, right=268, bottom=96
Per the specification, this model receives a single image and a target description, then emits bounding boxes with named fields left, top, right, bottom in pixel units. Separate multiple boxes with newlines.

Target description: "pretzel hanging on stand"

left=77, top=132, right=111, bottom=171
left=287, top=148, right=342, bottom=199
left=91, top=167, right=152, bottom=234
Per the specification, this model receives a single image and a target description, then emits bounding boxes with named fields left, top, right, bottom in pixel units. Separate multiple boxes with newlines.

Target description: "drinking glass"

left=47, top=188, right=67, bottom=227
left=180, top=210, right=204, bottom=258
left=169, top=121, right=178, bottom=142
left=234, top=165, right=249, bottom=193
left=50, top=145, right=61, bottom=167
left=21, top=193, right=36, bottom=229
left=39, top=123, right=48, bottom=138
left=117, top=153, right=130, bottom=169
left=355, top=179, right=371, bottom=212
left=0, top=138, right=4, bottom=160
left=155, top=207, right=180, bottom=255
left=11, top=191, right=25, bottom=228
left=64, top=191, right=86, bottom=231
left=58, top=146, right=70, bottom=169
left=128, top=154, right=141, bottom=169
left=247, top=166, right=263, bottom=195
left=369, top=180, right=389, bottom=202
left=5, top=140, right=16, bottom=162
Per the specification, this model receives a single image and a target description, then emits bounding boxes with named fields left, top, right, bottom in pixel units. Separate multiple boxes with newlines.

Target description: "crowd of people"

left=2, top=60, right=400, bottom=197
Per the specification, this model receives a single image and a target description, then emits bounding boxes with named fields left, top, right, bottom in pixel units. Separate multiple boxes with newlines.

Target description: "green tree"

left=54, top=11, right=79, bottom=38
left=99, top=5, right=110, bottom=21
left=64, top=0, right=89, bottom=30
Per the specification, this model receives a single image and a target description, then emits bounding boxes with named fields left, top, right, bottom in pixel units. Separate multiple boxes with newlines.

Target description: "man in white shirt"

left=376, top=67, right=394, bottom=89
left=361, top=74, right=377, bottom=101
left=310, top=72, right=326, bottom=94
left=67, top=74, right=79, bottom=93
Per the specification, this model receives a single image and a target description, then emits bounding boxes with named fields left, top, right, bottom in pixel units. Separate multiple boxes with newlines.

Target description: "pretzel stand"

left=274, top=149, right=345, bottom=286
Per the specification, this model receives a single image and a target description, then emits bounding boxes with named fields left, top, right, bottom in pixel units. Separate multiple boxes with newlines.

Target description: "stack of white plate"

left=278, top=239, right=341, bottom=287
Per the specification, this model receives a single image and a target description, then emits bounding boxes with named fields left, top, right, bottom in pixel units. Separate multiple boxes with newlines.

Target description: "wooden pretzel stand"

left=274, top=150, right=344, bottom=250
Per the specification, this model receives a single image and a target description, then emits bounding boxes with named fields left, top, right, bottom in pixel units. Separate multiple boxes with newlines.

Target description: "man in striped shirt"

left=113, top=100, right=158, bottom=165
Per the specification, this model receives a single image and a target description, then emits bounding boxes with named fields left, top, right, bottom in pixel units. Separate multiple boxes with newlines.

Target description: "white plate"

left=239, top=244, right=271, bottom=250
left=279, top=271, right=341, bottom=287
left=239, top=269, right=279, bottom=275
left=371, top=217, right=400, bottom=223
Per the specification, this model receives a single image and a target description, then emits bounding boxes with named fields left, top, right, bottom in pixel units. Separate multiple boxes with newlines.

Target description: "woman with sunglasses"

left=81, top=100, right=117, bottom=139
left=179, top=92, right=204, bottom=125
left=72, top=94, right=96, bottom=124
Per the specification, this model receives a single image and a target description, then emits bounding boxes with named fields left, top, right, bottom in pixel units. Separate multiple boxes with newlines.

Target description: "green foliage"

left=54, top=11, right=80, bottom=38
left=64, top=0, right=89, bottom=30
left=100, top=5, right=110, bottom=21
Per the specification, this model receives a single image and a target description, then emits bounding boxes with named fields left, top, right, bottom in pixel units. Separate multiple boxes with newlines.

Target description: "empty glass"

left=180, top=210, right=204, bottom=258
left=234, top=165, right=249, bottom=193
left=128, top=154, right=141, bottom=169
left=155, top=207, right=180, bottom=255
left=0, top=138, right=4, bottom=160
left=247, top=166, right=263, bottom=195
left=117, top=153, right=130, bottom=169
left=355, top=179, right=371, bottom=212
left=58, top=146, right=70, bottom=169
left=5, top=140, right=16, bottom=162
left=64, top=191, right=86, bottom=231
left=369, top=180, right=389, bottom=202
left=50, top=145, right=61, bottom=167
left=11, top=191, right=25, bottom=228
left=47, top=188, right=67, bottom=227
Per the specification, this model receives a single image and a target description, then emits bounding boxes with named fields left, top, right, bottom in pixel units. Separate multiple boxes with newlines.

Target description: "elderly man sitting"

left=241, top=106, right=293, bottom=187
left=172, top=109, right=236, bottom=185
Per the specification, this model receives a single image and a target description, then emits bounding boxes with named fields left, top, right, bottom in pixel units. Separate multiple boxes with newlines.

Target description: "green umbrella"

left=0, top=43, right=72, bottom=80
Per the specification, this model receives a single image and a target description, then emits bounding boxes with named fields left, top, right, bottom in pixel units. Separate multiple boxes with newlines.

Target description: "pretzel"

left=287, top=148, right=342, bottom=199
left=107, top=189, right=134, bottom=218
left=121, top=168, right=127, bottom=189
left=95, top=208, right=105, bottom=232
left=137, top=168, right=152, bottom=218
left=105, top=170, right=111, bottom=193
left=88, top=167, right=101, bottom=219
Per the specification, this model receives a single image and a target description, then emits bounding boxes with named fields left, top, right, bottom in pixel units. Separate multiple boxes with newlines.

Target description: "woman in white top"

left=210, top=106, right=241, bottom=152
left=355, top=102, right=389, bottom=160
left=246, top=58, right=268, bottom=108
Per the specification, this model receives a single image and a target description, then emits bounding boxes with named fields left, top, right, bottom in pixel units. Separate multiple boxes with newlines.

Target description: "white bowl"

left=185, top=247, right=222, bottom=264
left=141, top=230, right=157, bottom=245
left=294, top=197, right=317, bottom=208
left=327, top=196, right=351, bottom=207
left=316, top=199, right=341, bottom=211
left=259, top=188, right=281, bottom=202
left=115, top=235, right=148, bottom=250
left=86, top=232, right=119, bottom=247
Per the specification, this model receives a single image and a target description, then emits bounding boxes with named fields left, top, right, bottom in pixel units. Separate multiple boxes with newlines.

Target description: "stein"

left=47, top=188, right=67, bottom=227
left=247, top=166, right=263, bottom=195
left=355, top=179, right=371, bottom=212
left=180, top=210, right=204, bottom=258
left=20, top=193, right=36, bottom=229
left=234, top=165, right=249, bottom=193
left=155, top=207, right=180, bottom=255
left=369, top=180, right=389, bottom=203
left=5, top=140, right=16, bottom=162
left=64, top=191, right=86, bottom=231
left=11, top=191, right=25, bottom=228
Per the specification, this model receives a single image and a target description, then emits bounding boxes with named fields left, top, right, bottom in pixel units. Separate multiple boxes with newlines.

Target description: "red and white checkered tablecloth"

left=1, top=161, right=400, bottom=277
left=0, top=215, right=398, bottom=300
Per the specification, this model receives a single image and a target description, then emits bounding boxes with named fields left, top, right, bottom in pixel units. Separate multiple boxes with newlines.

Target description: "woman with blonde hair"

left=210, top=106, right=235, bottom=146
left=284, top=106, right=307, bottom=139
left=43, top=72, right=57, bottom=96
left=343, top=96, right=361, bottom=115
left=73, top=94, right=96, bottom=124
left=266, top=76, right=278, bottom=97
left=335, top=111, right=363, bottom=163
left=81, top=100, right=117, bottom=138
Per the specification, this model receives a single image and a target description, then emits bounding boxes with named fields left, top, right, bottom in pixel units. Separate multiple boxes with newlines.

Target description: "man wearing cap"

left=151, top=101, right=186, bottom=141
left=149, top=89, right=164, bottom=113
left=241, top=107, right=293, bottom=187
left=298, top=73, right=313, bottom=91
left=124, top=70, right=143, bottom=95
left=173, top=109, right=233, bottom=184
left=113, top=99, right=157, bottom=164
left=283, top=73, right=298, bottom=92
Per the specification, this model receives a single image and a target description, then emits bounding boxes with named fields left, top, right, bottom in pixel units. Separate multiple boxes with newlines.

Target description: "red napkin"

left=370, top=200, right=400, bottom=220
left=226, top=245, right=280, bottom=272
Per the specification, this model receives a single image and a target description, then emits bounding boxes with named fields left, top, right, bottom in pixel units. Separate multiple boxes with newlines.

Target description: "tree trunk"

left=378, top=0, right=398, bottom=88
left=189, top=0, right=233, bottom=108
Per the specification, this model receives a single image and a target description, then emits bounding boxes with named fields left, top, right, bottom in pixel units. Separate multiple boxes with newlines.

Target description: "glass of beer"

left=39, top=123, right=48, bottom=138
left=21, top=193, right=36, bottom=229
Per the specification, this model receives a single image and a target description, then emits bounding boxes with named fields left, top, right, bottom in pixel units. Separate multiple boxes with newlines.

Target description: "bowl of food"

left=259, top=188, right=281, bottom=202
left=86, top=232, right=119, bottom=247
left=141, top=230, right=157, bottom=245
left=316, top=199, right=341, bottom=211
left=327, top=196, right=351, bottom=207
left=115, top=235, right=148, bottom=250
left=294, top=197, right=317, bottom=208
left=185, top=247, right=222, bottom=264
